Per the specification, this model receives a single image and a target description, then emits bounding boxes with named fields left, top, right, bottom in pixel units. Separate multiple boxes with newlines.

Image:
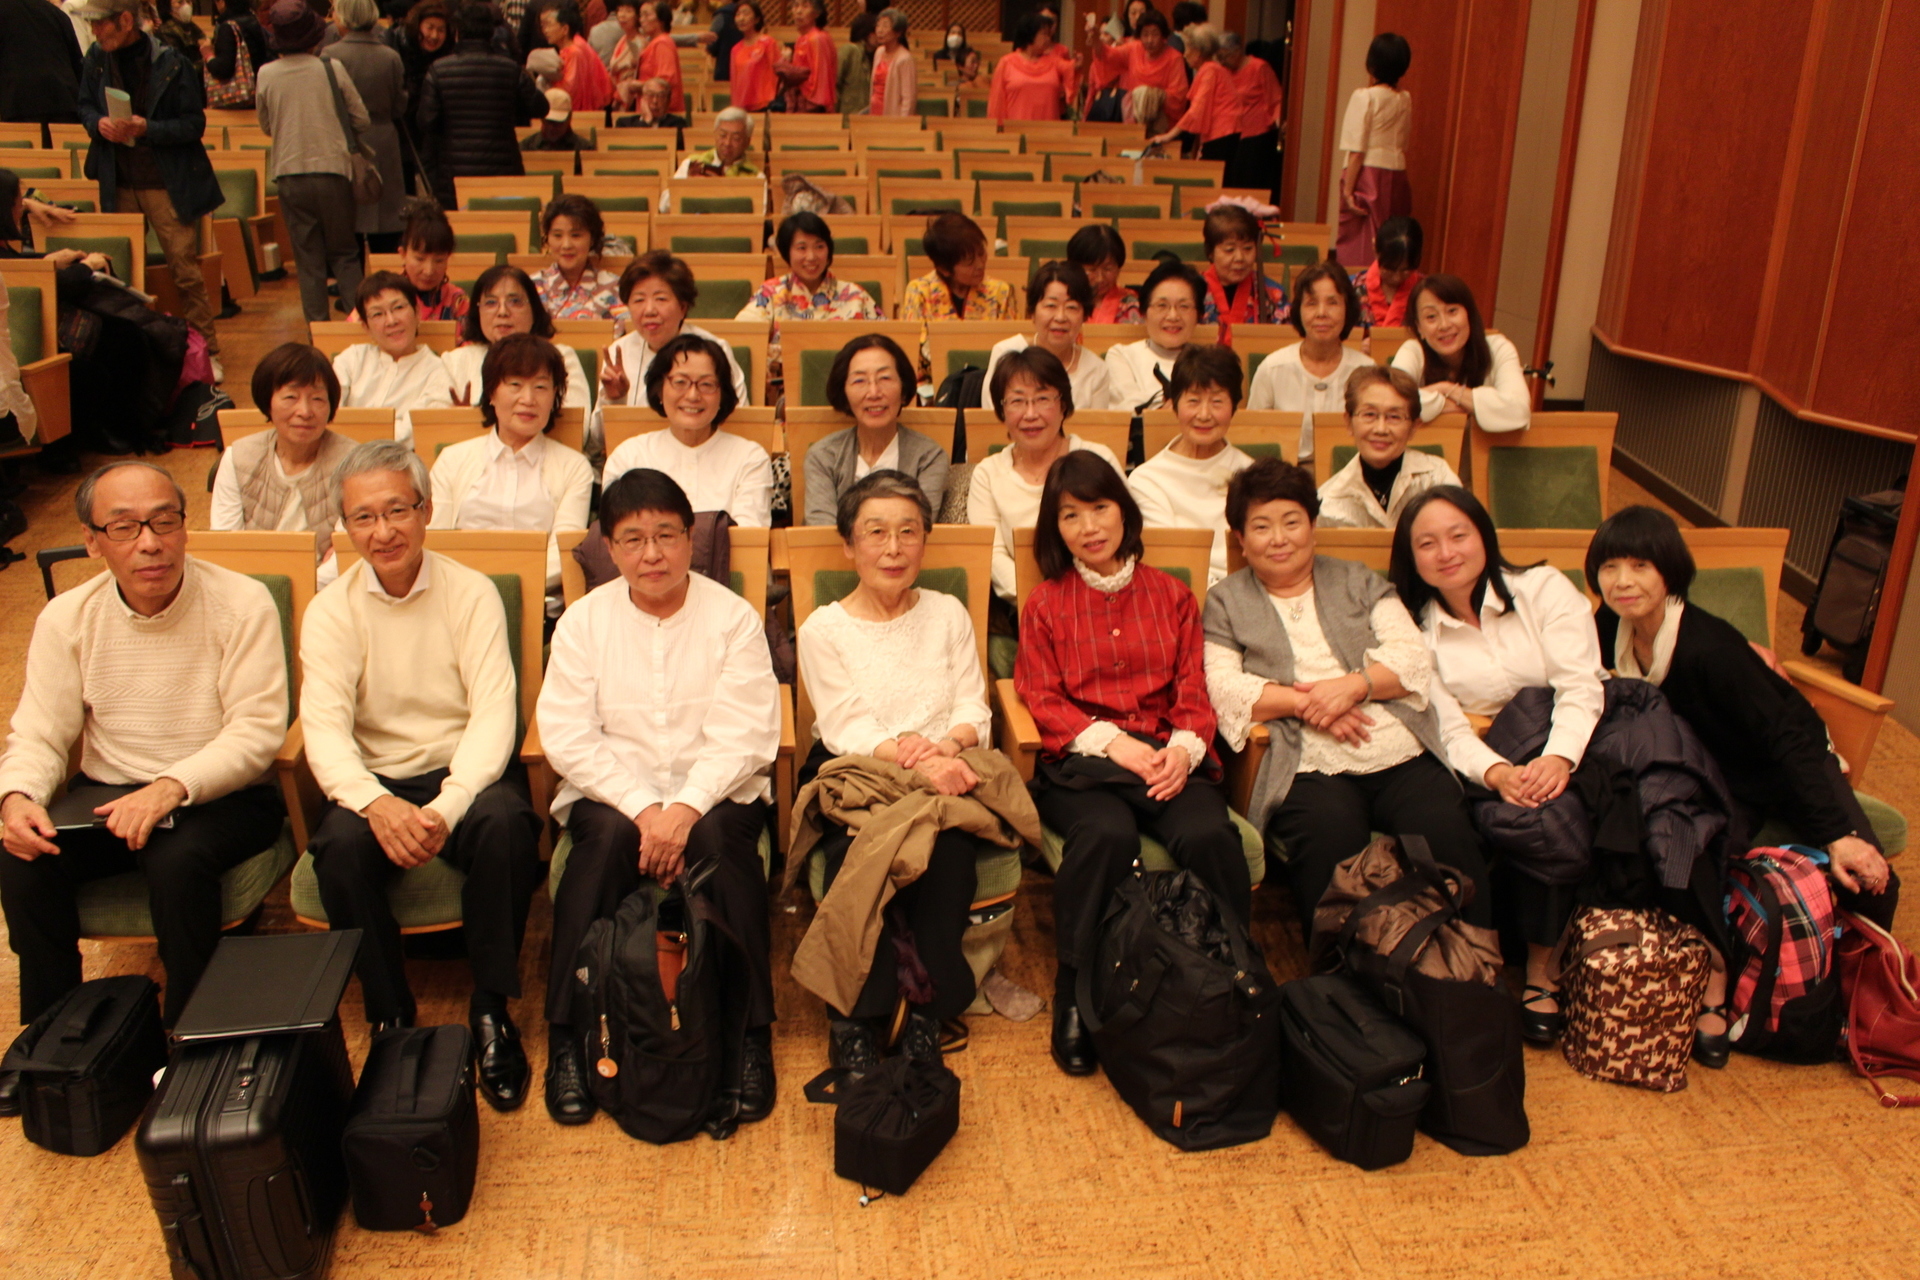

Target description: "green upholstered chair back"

left=1012, top=236, right=1069, bottom=260
left=873, top=165, right=947, bottom=181
left=726, top=341, right=754, bottom=397
left=798, top=348, right=836, bottom=406
left=1328, top=440, right=1447, bottom=472
left=890, top=196, right=963, bottom=216
left=593, top=194, right=651, bottom=212
left=670, top=233, right=755, bottom=253
left=590, top=164, right=670, bottom=177
left=1154, top=564, right=1193, bottom=589
left=1088, top=199, right=1164, bottom=220
left=1486, top=447, right=1604, bottom=530
left=604, top=137, right=673, bottom=150
left=781, top=161, right=856, bottom=176
left=9, top=165, right=63, bottom=179
left=488, top=573, right=527, bottom=738
left=8, top=286, right=41, bottom=363
left=466, top=196, right=542, bottom=247
left=837, top=235, right=874, bottom=255
left=1130, top=236, right=1207, bottom=263
left=974, top=170, right=1038, bottom=186
left=1240, top=441, right=1285, bottom=460
left=679, top=194, right=756, bottom=215
left=709, top=90, right=730, bottom=110
left=777, top=143, right=847, bottom=152
left=987, top=198, right=1063, bottom=221
left=46, top=234, right=134, bottom=280
left=963, top=95, right=989, bottom=117
left=946, top=348, right=993, bottom=381
left=571, top=343, right=599, bottom=395
left=916, top=96, right=952, bottom=116
left=812, top=564, right=969, bottom=611
left=214, top=167, right=260, bottom=218
left=455, top=232, right=519, bottom=256
left=248, top=572, right=297, bottom=721
left=1278, top=243, right=1321, bottom=268
left=0, top=139, right=32, bottom=148
left=689, top=278, right=754, bottom=319
left=844, top=274, right=885, bottom=305
left=1690, top=567, right=1773, bottom=647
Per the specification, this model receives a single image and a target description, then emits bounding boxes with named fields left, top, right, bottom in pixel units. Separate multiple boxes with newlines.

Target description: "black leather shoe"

left=1051, top=1004, right=1096, bottom=1077
left=543, top=1036, right=596, bottom=1126
left=1693, top=1004, right=1732, bottom=1070
left=1520, top=985, right=1565, bottom=1046
left=829, top=1017, right=881, bottom=1080
left=0, top=1069, right=20, bottom=1118
left=472, top=1011, right=530, bottom=1111
left=738, top=1027, right=776, bottom=1123
left=900, top=1012, right=944, bottom=1065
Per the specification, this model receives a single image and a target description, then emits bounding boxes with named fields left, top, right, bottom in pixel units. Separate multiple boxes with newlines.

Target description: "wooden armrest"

left=19, top=355, right=71, bottom=445
left=519, top=712, right=543, bottom=764
left=775, top=684, right=796, bottom=853
left=1782, top=661, right=1895, bottom=713
left=1784, top=660, right=1894, bottom=789
left=1466, top=711, right=1493, bottom=738
left=273, top=719, right=322, bottom=851
left=992, top=678, right=1039, bottom=783
left=778, top=683, right=796, bottom=758
left=21, top=354, right=71, bottom=375
left=1224, top=721, right=1270, bottom=818
left=275, top=718, right=304, bottom=767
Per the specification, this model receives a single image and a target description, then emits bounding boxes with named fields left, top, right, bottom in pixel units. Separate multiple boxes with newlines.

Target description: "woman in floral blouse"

left=900, top=211, right=1018, bottom=374
left=533, top=194, right=625, bottom=323
left=734, top=211, right=881, bottom=392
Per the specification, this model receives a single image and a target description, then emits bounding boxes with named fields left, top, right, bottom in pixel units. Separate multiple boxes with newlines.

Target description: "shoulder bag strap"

left=320, top=58, right=360, bottom=154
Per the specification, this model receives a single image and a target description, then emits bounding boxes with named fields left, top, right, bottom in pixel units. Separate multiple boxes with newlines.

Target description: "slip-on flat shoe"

left=1693, top=1004, right=1732, bottom=1070
left=1520, top=985, right=1566, bottom=1046
left=472, top=1011, right=531, bottom=1111
left=1051, top=1005, right=1097, bottom=1077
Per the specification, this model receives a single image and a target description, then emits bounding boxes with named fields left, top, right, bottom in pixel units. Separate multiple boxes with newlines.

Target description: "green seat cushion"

left=709, top=91, right=731, bottom=110
left=671, top=234, right=755, bottom=253
left=213, top=168, right=260, bottom=218
left=291, top=846, right=469, bottom=929
left=838, top=237, right=873, bottom=255
left=689, top=278, right=755, bottom=319
left=989, top=633, right=1017, bottom=681
left=845, top=277, right=885, bottom=308
left=1328, top=441, right=1446, bottom=472
left=988, top=199, right=1063, bottom=219
left=1013, top=237, right=1069, bottom=260
left=548, top=824, right=771, bottom=903
left=1486, top=447, right=1603, bottom=529
left=1689, top=567, right=1772, bottom=646
left=875, top=167, right=949, bottom=181
left=780, top=163, right=855, bottom=176
left=454, top=233, right=519, bottom=256
left=974, top=172, right=1038, bottom=188
left=678, top=195, right=756, bottom=215
left=945, top=349, right=992, bottom=381
left=594, top=195, right=651, bottom=212
left=1038, top=809, right=1264, bottom=886
left=82, top=826, right=296, bottom=937
left=1130, top=238, right=1207, bottom=262
left=1278, top=244, right=1321, bottom=268
left=468, top=195, right=541, bottom=213
left=46, top=235, right=134, bottom=279
left=799, top=347, right=836, bottom=405
left=605, top=138, right=674, bottom=150
left=1752, top=792, right=1906, bottom=858
left=1241, top=441, right=1285, bottom=460
left=727, top=343, right=753, bottom=398
left=591, top=165, right=669, bottom=177
left=890, top=197, right=962, bottom=215
left=813, top=564, right=967, bottom=609
left=806, top=838, right=1020, bottom=905
left=0, top=139, right=32, bottom=148
left=9, top=286, right=43, bottom=363
left=964, top=97, right=989, bottom=118
left=9, top=165, right=63, bottom=179
left=778, top=143, right=847, bottom=152
left=1089, top=201, right=1164, bottom=220
left=917, top=97, right=952, bottom=117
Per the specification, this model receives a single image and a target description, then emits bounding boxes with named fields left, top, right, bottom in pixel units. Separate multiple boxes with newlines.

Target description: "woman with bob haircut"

left=968, top=346, right=1123, bottom=608
left=802, top=334, right=949, bottom=527
left=1126, top=344, right=1254, bottom=586
left=982, top=261, right=1112, bottom=415
left=901, top=212, right=1018, bottom=368
left=1316, top=365, right=1461, bottom=528
left=599, top=251, right=752, bottom=426
left=1067, top=224, right=1141, bottom=324
left=735, top=210, right=882, bottom=390
left=211, top=342, right=358, bottom=572
left=988, top=12, right=1072, bottom=120
left=602, top=330, right=773, bottom=526
left=1390, top=485, right=1607, bottom=1048
left=442, top=264, right=592, bottom=417
left=793, top=470, right=1009, bottom=1076
left=1203, top=457, right=1486, bottom=933
left=1246, top=261, right=1374, bottom=459
left=535, top=194, right=624, bottom=322
left=1104, top=259, right=1205, bottom=413
left=429, top=333, right=594, bottom=605
left=1015, top=450, right=1249, bottom=1077
left=1588, top=506, right=1899, bottom=936
left=1197, top=204, right=1288, bottom=345
left=1354, top=215, right=1423, bottom=328
left=1391, top=274, right=1529, bottom=433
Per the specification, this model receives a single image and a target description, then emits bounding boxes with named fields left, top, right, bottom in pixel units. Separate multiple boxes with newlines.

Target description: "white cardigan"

left=1390, top=333, right=1530, bottom=434
left=428, top=431, right=595, bottom=591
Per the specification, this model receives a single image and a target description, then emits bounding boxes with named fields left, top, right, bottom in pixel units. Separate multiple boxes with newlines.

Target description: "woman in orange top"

left=728, top=0, right=780, bottom=112
left=632, top=1, right=684, bottom=113
left=1148, top=23, right=1235, bottom=163
left=1089, top=10, right=1187, bottom=125
left=988, top=13, right=1071, bottom=120
left=541, top=4, right=615, bottom=112
left=778, top=0, right=839, bottom=112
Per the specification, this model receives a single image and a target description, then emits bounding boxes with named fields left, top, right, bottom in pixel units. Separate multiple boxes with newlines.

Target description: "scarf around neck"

left=1613, top=596, right=1683, bottom=686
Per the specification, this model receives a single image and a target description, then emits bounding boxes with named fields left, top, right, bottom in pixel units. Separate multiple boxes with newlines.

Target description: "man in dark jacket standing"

left=0, top=0, right=86, bottom=123
left=76, top=0, right=224, bottom=364
left=417, top=2, right=545, bottom=207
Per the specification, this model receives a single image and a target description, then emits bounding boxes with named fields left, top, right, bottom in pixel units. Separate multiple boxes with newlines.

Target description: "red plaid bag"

left=1726, top=845, right=1843, bottom=1063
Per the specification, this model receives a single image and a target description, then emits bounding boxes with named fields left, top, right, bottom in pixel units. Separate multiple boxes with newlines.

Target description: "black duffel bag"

left=1278, top=973, right=1429, bottom=1170
left=831, top=1055, right=962, bottom=1201
left=343, top=1024, right=480, bottom=1232
left=1, top=974, right=168, bottom=1156
left=1078, top=868, right=1281, bottom=1151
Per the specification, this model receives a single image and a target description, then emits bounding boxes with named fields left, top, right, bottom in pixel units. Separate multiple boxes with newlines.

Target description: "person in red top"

left=1148, top=24, right=1236, bottom=162
left=630, top=1, right=685, bottom=112
left=988, top=13, right=1072, bottom=120
left=1014, top=446, right=1251, bottom=1078
left=1087, top=10, right=1187, bottom=125
left=539, top=4, right=614, bottom=112
left=1355, top=215, right=1423, bottom=328
left=1222, top=33, right=1283, bottom=196
left=727, top=0, right=779, bottom=112
left=777, top=0, right=837, bottom=112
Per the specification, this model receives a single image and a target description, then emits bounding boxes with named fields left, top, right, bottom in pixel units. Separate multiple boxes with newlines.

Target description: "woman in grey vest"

left=1201, top=457, right=1487, bottom=937
left=209, top=341, right=357, bottom=580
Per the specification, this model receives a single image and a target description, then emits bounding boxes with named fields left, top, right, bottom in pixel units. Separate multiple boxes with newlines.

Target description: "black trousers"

left=308, top=767, right=542, bottom=1024
left=547, top=798, right=776, bottom=1031
left=0, top=781, right=284, bottom=1026
left=1033, top=772, right=1249, bottom=972
left=1198, top=134, right=1237, bottom=165
left=817, top=823, right=980, bottom=1022
left=1228, top=127, right=1280, bottom=199
left=1265, top=754, right=1493, bottom=935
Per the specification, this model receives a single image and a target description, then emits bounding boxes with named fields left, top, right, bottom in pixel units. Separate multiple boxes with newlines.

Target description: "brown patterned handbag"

left=1554, top=908, right=1711, bottom=1093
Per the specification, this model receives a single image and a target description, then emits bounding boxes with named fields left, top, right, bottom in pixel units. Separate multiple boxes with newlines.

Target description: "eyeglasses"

left=343, top=500, right=425, bottom=532
left=480, top=294, right=530, bottom=312
left=1001, top=393, right=1061, bottom=416
left=1352, top=410, right=1412, bottom=427
left=848, top=371, right=901, bottom=390
left=855, top=525, right=925, bottom=550
left=611, top=530, right=688, bottom=554
left=665, top=375, right=721, bottom=396
left=1147, top=300, right=1197, bottom=317
left=89, top=510, right=185, bottom=541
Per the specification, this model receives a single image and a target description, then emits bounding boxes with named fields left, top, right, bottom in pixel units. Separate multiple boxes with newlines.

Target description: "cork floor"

left=1, top=277, right=1917, bottom=1280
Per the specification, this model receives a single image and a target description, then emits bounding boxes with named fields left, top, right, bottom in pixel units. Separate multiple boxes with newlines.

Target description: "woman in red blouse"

left=1147, top=24, right=1237, bottom=163
left=728, top=0, right=780, bottom=112
left=1087, top=10, right=1187, bottom=125
left=1014, top=451, right=1252, bottom=1077
left=988, top=12, right=1072, bottom=121
left=634, top=1, right=685, bottom=113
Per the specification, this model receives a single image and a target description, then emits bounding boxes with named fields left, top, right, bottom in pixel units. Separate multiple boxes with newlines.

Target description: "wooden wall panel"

left=1372, top=0, right=1462, bottom=266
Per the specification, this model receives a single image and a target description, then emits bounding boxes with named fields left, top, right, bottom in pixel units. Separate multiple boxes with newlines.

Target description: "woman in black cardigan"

left=1587, top=507, right=1900, bottom=931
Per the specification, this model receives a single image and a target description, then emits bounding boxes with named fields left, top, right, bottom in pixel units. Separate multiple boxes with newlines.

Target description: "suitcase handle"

left=395, top=1032, right=428, bottom=1114
left=2, top=990, right=119, bottom=1072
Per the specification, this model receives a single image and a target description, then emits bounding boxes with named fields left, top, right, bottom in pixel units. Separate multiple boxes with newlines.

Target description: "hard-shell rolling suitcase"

left=342, top=1025, right=480, bottom=1232
left=1, top=974, right=169, bottom=1156
left=1802, top=487, right=1902, bottom=684
left=136, top=1028, right=355, bottom=1280
left=1277, top=974, right=1429, bottom=1170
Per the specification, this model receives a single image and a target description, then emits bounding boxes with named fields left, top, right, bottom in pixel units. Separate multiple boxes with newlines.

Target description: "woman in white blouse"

left=429, top=333, right=595, bottom=609
left=601, top=331, right=773, bottom=526
left=332, top=270, right=456, bottom=442
left=982, top=261, right=1112, bottom=417
left=1246, top=261, right=1375, bottom=461
left=1127, top=344, right=1253, bottom=587
left=967, top=346, right=1124, bottom=611
left=796, top=471, right=995, bottom=1074
left=1203, top=457, right=1487, bottom=933
left=596, top=252, right=753, bottom=442
left=1390, top=485, right=1607, bottom=1045
left=1104, top=260, right=1205, bottom=413
left=1390, top=274, right=1530, bottom=434
left=441, top=265, right=592, bottom=419
left=1316, top=365, right=1462, bottom=529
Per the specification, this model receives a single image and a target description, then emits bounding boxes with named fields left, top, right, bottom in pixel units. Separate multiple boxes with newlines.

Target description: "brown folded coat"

left=784, top=749, right=1042, bottom=1014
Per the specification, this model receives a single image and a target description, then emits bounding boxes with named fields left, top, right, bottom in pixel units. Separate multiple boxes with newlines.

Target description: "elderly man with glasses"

left=0, top=462, right=288, bottom=1111
left=300, top=440, right=543, bottom=1112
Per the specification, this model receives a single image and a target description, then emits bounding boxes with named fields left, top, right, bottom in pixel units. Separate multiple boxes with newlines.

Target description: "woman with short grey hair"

left=323, top=0, right=409, bottom=250
left=868, top=7, right=917, bottom=115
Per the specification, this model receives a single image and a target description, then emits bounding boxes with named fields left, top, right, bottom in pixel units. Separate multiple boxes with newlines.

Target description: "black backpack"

left=1077, top=869, right=1281, bottom=1151
left=569, top=864, right=747, bottom=1144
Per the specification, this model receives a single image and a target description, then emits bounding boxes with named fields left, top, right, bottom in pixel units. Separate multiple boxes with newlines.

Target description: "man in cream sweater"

left=0, top=463, right=288, bottom=1112
left=301, top=441, right=542, bottom=1112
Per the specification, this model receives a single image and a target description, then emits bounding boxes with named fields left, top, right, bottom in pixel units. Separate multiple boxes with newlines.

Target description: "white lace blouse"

left=796, top=589, right=992, bottom=756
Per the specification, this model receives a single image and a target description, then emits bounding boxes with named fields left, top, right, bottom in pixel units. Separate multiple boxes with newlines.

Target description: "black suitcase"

left=1802, top=487, right=1903, bottom=683
left=832, top=1055, right=961, bottom=1200
left=1277, top=974, right=1429, bottom=1170
left=136, top=1028, right=355, bottom=1280
left=1, top=974, right=169, bottom=1156
left=342, top=1025, right=480, bottom=1232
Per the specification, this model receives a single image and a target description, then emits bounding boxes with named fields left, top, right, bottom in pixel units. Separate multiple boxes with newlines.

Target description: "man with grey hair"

left=673, top=105, right=759, bottom=177
left=615, top=75, right=688, bottom=128
left=0, top=462, right=287, bottom=1111
left=300, top=440, right=542, bottom=1111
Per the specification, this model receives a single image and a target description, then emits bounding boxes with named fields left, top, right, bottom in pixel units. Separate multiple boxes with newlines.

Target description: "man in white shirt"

left=300, top=441, right=543, bottom=1112
left=0, top=464, right=287, bottom=1101
left=536, top=468, right=780, bottom=1130
left=332, top=271, right=456, bottom=442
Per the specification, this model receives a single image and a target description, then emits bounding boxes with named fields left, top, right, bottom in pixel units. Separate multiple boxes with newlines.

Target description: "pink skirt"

left=1336, top=165, right=1413, bottom=268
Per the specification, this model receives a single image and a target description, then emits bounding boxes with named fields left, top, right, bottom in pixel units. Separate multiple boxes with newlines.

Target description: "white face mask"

left=946, top=33, right=962, bottom=48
